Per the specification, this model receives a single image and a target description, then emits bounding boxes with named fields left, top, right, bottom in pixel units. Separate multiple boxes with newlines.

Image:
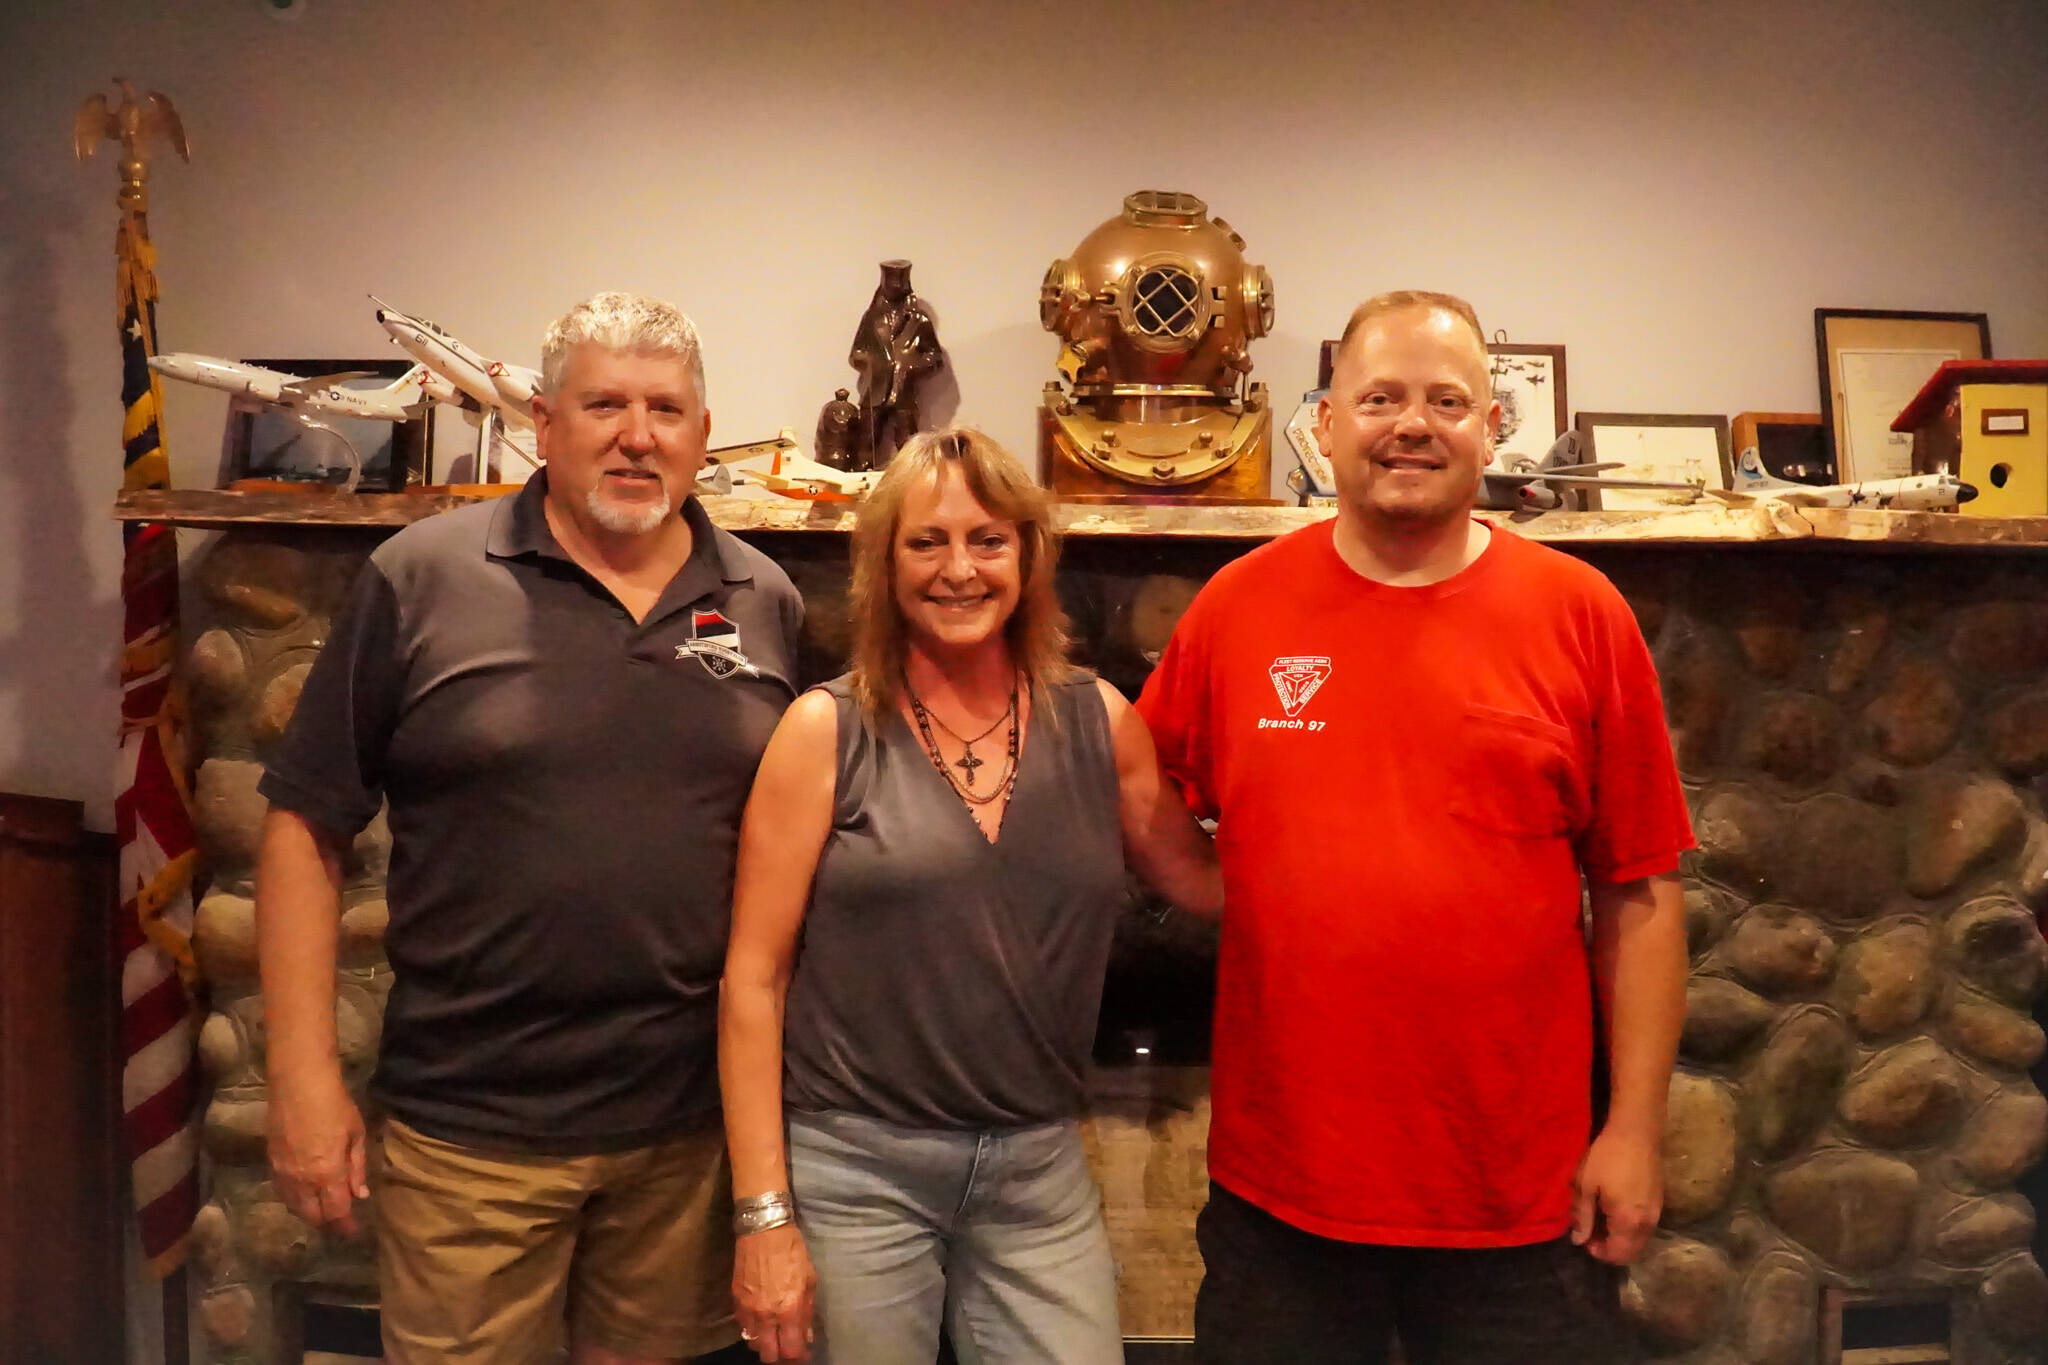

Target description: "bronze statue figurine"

left=844, top=260, right=945, bottom=469
left=815, top=388, right=861, bottom=471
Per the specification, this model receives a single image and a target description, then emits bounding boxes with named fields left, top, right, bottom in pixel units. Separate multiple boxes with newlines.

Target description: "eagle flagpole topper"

left=77, top=77, right=204, bottom=1277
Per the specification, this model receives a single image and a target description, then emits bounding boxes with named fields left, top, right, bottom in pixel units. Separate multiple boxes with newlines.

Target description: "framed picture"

left=1574, top=412, right=1731, bottom=511
left=1486, top=344, right=1568, bottom=469
left=1313, top=338, right=1568, bottom=470
left=1732, top=411, right=1832, bottom=484
left=220, top=358, right=432, bottom=491
left=1816, top=309, right=1991, bottom=483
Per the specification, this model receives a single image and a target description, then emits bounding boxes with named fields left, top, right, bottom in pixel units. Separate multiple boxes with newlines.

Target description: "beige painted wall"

left=4, top=0, right=2046, bottom=834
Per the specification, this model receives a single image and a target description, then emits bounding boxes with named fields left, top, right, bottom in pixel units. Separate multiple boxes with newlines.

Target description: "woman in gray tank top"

left=719, top=427, right=1223, bottom=1364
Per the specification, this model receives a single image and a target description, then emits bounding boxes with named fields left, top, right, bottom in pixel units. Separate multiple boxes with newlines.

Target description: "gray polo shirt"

left=260, top=474, right=800, bottom=1152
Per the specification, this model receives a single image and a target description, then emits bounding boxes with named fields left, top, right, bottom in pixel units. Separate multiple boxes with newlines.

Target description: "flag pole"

left=75, top=80, right=202, bottom=1332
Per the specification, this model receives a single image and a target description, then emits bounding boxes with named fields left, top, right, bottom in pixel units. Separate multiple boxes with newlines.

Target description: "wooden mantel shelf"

left=113, top=487, right=2048, bottom=549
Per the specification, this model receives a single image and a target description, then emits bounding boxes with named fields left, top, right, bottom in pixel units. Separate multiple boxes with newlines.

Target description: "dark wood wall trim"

left=1, top=794, right=125, bottom=1363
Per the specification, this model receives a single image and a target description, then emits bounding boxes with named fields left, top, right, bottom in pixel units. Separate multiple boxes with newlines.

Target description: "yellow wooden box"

left=1958, top=382, right=2047, bottom=517
left=1892, top=362, right=2048, bottom=517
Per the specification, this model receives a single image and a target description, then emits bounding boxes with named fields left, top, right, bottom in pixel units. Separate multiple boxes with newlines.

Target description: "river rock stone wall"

left=175, top=526, right=2048, bottom=1363
left=1592, top=551, right=2048, bottom=1365
left=181, top=530, right=391, bottom=1362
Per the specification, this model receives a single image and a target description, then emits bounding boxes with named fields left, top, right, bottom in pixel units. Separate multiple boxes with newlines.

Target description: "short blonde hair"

left=847, top=426, right=1070, bottom=721
left=1334, top=290, right=1489, bottom=390
left=540, top=291, right=706, bottom=404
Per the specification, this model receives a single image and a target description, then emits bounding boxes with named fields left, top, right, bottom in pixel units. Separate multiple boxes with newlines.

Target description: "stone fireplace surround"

left=125, top=489, right=2048, bottom=1365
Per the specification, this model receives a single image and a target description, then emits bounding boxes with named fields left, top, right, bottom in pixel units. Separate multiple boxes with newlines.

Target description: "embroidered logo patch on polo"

left=674, top=609, right=760, bottom=678
left=1268, top=655, right=1331, bottom=717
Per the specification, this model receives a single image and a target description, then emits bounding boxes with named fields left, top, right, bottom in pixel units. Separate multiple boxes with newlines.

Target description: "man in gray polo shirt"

left=255, top=292, right=799, bottom=1364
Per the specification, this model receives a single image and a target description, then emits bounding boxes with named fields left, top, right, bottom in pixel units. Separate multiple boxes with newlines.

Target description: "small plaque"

left=1982, top=408, right=2030, bottom=436
left=1283, top=394, right=1334, bottom=497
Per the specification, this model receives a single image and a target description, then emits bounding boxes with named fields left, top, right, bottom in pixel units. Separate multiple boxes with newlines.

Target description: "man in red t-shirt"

left=1138, top=291, right=1694, bottom=1364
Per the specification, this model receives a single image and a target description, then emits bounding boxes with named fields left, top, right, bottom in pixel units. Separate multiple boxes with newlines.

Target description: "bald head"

left=1332, top=290, right=1490, bottom=394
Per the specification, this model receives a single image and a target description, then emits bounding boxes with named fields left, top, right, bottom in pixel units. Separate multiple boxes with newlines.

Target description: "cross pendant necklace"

left=917, top=689, right=1013, bottom=790
left=953, top=747, right=986, bottom=784
left=905, top=674, right=1020, bottom=805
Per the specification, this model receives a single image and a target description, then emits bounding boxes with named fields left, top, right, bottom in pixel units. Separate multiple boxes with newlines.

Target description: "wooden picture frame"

left=1486, top=344, right=1569, bottom=469
left=1574, top=412, right=1731, bottom=511
left=1313, top=338, right=1569, bottom=470
left=1732, top=411, right=1832, bottom=484
left=1816, top=309, right=1991, bottom=483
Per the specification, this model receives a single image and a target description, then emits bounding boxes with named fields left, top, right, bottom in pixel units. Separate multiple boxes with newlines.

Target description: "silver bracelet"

left=733, top=1190, right=796, bottom=1236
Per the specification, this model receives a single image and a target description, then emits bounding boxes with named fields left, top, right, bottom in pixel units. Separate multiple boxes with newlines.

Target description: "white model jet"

left=373, top=299, right=540, bottom=429
left=1707, top=446, right=1976, bottom=511
left=148, top=353, right=431, bottom=423
left=373, top=298, right=543, bottom=475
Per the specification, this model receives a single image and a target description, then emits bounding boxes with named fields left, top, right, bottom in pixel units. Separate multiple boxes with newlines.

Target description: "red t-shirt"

left=1137, top=520, right=1695, bottom=1246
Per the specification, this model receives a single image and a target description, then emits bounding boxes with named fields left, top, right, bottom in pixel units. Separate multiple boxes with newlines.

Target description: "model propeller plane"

left=1479, top=459, right=1703, bottom=511
left=706, top=436, right=879, bottom=501
left=1705, top=447, right=1976, bottom=511
left=1475, top=431, right=1705, bottom=511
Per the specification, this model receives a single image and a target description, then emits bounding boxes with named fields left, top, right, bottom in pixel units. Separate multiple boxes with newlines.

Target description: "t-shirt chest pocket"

left=1448, top=704, right=1580, bottom=838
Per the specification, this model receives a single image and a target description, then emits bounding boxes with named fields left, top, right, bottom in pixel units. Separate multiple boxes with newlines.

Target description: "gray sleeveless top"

left=782, top=672, right=1126, bottom=1129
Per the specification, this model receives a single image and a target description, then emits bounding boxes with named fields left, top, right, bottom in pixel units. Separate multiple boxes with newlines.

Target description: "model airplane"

left=148, top=353, right=431, bottom=423
left=708, top=435, right=879, bottom=501
left=1475, top=431, right=1705, bottom=511
left=374, top=298, right=540, bottom=426
left=1706, top=447, right=1976, bottom=511
left=1478, top=459, right=1703, bottom=512
left=373, top=298, right=542, bottom=475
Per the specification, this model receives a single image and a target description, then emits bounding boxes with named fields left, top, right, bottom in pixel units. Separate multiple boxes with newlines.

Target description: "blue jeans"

left=787, top=1109, right=1124, bottom=1365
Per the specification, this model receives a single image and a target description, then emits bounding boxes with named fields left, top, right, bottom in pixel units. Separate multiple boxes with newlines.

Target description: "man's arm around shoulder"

left=256, top=806, right=368, bottom=1235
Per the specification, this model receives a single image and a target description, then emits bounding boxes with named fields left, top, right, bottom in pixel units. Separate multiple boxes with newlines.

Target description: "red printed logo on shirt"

left=1269, top=655, right=1331, bottom=717
left=674, top=610, right=760, bottom=679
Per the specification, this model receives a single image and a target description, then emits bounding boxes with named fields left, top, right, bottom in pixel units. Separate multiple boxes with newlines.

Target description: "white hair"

left=585, top=484, right=672, bottom=536
left=540, top=291, right=706, bottom=405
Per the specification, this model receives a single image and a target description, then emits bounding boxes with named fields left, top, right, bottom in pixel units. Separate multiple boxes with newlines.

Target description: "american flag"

left=112, top=213, right=202, bottom=1275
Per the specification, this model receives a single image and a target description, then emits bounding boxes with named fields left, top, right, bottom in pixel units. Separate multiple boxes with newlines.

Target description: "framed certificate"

left=1816, top=309, right=1991, bottom=482
left=1573, top=412, right=1731, bottom=511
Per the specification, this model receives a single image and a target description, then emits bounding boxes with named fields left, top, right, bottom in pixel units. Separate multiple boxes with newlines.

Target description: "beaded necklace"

left=905, top=675, right=1020, bottom=807
left=916, top=690, right=1012, bottom=787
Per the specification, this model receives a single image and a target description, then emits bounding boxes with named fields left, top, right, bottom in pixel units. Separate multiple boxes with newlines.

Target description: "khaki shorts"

left=372, top=1117, right=737, bottom=1363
